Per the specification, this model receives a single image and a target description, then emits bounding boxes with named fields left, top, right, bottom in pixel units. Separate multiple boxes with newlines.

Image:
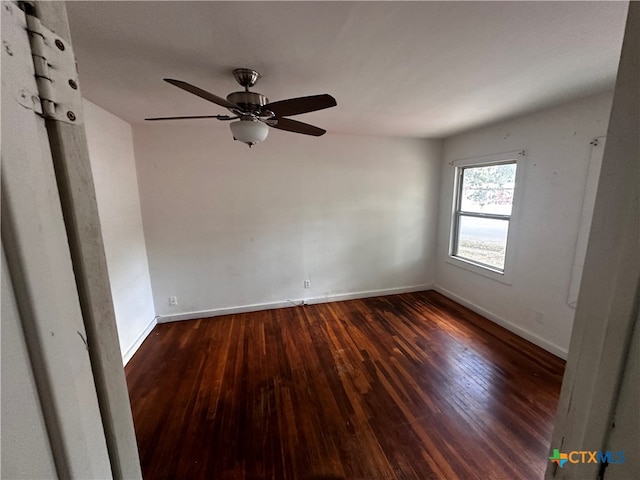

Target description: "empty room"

left=2, top=1, right=638, bottom=480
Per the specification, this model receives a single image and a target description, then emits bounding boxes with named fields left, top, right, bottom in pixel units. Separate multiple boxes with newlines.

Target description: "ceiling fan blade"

left=271, top=117, right=326, bottom=136
left=164, top=79, right=238, bottom=110
left=145, top=114, right=237, bottom=121
left=264, top=94, right=336, bottom=117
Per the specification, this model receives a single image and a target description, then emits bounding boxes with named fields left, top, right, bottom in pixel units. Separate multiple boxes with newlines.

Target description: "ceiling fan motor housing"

left=226, top=91, right=268, bottom=115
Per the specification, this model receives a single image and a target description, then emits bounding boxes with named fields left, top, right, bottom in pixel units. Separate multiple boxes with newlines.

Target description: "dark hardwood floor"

left=125, top=291, right=565, bottom=479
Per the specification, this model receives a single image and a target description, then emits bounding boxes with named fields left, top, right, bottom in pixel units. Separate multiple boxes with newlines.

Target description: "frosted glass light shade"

left=229, top=118, right=269, bottom=147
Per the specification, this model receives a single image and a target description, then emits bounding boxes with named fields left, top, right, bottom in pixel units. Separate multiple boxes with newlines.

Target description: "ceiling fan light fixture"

left=229, top=117, right=269, bottom=147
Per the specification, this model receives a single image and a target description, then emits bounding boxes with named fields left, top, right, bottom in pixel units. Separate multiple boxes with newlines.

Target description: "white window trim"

left=446, top=150, right=526, bottom=285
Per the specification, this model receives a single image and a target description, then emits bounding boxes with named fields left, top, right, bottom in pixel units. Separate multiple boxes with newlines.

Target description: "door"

left=545, top=2, right=639, bottom=478
left=1, top=2, right=140, bottom=478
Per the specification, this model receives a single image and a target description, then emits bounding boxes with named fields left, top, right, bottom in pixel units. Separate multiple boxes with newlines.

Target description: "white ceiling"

left=66, top=1, right=628, bottom=138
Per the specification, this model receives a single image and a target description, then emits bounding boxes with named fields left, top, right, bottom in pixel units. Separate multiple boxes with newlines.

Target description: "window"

left=449, top=152, right=522, bottom=279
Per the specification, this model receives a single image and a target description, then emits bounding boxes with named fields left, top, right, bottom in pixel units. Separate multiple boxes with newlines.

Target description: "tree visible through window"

left=452, top=161, right=517, bottom=272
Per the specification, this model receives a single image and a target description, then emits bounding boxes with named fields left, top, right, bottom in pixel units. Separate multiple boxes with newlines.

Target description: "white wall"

left=84, top=91, right=615, bottom=361
left=435, top=93, right=614, bottom=358
left=84, top=100, right=156, bottom=364
left=133, top=125, right=441, bottom=319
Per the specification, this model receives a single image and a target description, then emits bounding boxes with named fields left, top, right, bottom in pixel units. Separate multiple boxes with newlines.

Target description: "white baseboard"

left=122, top=317, right=157, bottom=366
left=156, top=283, right=434, bottom=324
left=305, top=283, right=434, bottom=305
left=433, top=285, right=568, bottom=360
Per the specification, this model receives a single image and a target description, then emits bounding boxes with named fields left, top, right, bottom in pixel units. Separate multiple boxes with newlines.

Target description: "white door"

left=1, top=2, right=140, bottom=478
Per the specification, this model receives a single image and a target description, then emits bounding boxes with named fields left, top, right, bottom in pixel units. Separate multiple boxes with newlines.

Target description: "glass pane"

left=455, top=216, right=509, bottom=270
left=460, top=163, right=517, bottom=215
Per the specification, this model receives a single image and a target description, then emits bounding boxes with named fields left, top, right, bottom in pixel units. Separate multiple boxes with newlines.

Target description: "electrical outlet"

left=169, top=296, right=178, bottom=306
left=304, top=280, right=311, bottom=289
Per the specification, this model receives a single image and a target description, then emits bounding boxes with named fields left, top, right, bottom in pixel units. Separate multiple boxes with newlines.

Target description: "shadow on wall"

left=303, top=187, right=432, bottom=296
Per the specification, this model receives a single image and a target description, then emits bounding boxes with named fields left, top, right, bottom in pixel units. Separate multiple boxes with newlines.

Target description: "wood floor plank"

left=125, top=291, right=565, bottom=479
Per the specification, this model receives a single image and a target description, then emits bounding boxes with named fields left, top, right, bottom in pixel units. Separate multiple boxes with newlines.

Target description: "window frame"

left=447, top=150, right=525, bottom=284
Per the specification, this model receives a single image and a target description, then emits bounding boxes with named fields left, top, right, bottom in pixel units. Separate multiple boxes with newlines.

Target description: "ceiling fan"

left=145, top=68, right=337, bottom=147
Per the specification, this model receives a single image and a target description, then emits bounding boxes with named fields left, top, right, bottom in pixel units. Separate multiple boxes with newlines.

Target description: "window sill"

left=445, top=255, right=513, bottom=285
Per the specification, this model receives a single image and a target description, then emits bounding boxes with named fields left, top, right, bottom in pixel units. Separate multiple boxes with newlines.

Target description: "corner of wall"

left=122, top=317, right=157, bottom=365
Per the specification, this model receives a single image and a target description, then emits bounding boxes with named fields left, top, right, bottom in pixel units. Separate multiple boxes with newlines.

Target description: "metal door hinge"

left=9, top=1, right=83, bottom=124
left=2, top=2, right=42, bottom=114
